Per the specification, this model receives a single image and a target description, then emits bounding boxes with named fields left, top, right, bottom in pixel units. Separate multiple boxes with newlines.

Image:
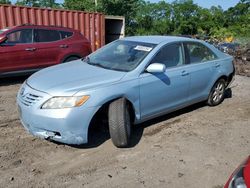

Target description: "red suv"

left=0, top=24, right=91, bottom=77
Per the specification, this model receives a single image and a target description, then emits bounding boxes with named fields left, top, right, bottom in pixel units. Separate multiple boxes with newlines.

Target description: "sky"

left=149, top=0, right=240, bottom=10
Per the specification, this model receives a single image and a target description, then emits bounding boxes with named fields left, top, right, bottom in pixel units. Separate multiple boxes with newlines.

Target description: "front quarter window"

left=85, top=40, right=155, bottom=72
left=150, top=43, right=184, bottom=68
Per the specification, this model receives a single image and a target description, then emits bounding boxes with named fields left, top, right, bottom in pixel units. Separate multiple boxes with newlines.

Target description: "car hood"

left=27, top=60, right=127, bottom=96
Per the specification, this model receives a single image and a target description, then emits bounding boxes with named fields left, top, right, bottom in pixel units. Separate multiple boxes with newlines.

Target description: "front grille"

left=19, top=93, right=43, bottom=107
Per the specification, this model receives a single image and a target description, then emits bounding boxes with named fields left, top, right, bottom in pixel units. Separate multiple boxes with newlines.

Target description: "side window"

left=185, top=43, right=217, bottom=64
left=34, top=29, right=60, bottom=43
left=151, top=43, right=184, bottom=68
left=60, top=31, right=73, bottom=39
left=6, top=29, right=32, bottom=44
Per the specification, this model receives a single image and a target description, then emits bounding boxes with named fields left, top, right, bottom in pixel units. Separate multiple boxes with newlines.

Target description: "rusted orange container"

left=0, top=4, right=105, bottom=51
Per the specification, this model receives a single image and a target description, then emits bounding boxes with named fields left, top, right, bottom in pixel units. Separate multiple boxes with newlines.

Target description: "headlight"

left=41, top=96, right=89, bottom=109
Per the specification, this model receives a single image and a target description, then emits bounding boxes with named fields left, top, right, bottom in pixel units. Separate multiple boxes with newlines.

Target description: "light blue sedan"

left=17, top=36, right=235, bottom=147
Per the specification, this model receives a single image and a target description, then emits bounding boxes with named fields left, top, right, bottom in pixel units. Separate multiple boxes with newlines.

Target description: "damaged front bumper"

left=17, top=84, right=99, bottom=145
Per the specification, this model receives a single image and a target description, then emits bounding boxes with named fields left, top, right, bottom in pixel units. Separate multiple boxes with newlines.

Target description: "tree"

left=64, top=0, right=142, bottom=35
left=133, top=1, right=173, bottom=35
left=64, top=0, right=96, bottom=11
left=16, top=0, right=61, bottom=8
left=224, top=0, right=250, bottom=37
left=58, top=0, right=250, bottom=37
left=0, top=0, right=11, bottom=4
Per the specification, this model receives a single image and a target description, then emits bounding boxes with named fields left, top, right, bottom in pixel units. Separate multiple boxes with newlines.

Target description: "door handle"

left=181, top=70, right=189, bottom=76
left=215, top=63, right=221, bottom=68
left=59, top=44, right=68, bottom=48
left=25, top=48, right=36, bottom=51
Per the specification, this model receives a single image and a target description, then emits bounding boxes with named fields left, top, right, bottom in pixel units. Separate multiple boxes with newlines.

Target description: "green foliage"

left=210, top=27, right=235, bottom=41
left=63, top=0, right=96, bottom=11
left=64, top=0, right=141, bottom=34
left=9, top=0, right=250, bottom=39
left=15, top=0, right=61, bottom=8
left=133, top=0, right=250, bottom=38
left=0, top=0, right=11, bottom=4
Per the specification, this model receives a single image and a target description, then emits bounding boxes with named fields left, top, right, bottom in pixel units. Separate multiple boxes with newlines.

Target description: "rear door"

left=31, top=29, right=62, bottom=68
left=0, top=29, right=38, bottom=73
left=183, top=42, right=218, bottom=102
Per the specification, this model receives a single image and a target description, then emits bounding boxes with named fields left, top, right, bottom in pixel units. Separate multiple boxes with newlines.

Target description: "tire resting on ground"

left=207, top=79, right=226, bottom=106
left=108, top=98, right=131, bottom=148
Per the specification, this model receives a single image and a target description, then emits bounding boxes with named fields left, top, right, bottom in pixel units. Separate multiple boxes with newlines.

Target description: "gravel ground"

left=0, top=75, right=250, bottom=188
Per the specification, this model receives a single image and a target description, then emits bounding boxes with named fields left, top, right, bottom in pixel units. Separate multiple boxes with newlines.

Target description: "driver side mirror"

left=0, top=36, right=7, bottom=44
left=146, top=63, right=166, bottom=73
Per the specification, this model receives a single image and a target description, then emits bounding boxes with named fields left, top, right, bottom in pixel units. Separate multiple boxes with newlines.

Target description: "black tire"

left=63, top=56, right=80, bottom=63
left=108, top=98, right=131, bottom=148
left=207, top=79, right=226, bottom=106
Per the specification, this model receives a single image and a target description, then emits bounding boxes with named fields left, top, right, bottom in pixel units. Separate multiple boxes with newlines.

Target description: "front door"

left=139, top=43, right=190, bottom=120
left=0, top=29, right=37, bottom=73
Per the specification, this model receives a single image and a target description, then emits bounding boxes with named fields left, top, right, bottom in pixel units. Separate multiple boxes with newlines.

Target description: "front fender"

left=76, top=79, right=141, bottom=122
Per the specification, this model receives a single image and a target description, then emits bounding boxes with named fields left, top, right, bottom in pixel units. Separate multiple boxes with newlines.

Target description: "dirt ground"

left=234, top=58, right=250, bottom=77
left=0, top=75, right=250, bottom=188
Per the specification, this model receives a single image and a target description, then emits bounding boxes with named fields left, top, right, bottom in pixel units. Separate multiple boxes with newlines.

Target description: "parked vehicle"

left=17, top=36, right=235, bottom=148
left=217, top=42, right=240, bottom=54
left=224, top=156, right=250, bottom=188
left=0, top=24, right=91, bottom=77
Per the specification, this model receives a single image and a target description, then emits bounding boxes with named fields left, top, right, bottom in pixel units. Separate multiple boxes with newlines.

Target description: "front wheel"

left=207, top=79, right=226, bottom=106
left=108, top=98, right=131, bottom=148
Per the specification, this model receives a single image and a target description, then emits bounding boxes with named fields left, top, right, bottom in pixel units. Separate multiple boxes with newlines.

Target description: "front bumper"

left=17, top=83, right=99, bottom=145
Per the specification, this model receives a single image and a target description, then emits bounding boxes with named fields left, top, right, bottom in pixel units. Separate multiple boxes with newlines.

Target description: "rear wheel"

left=108, top=98, right=131, bottom=148
left=63, top=56, right=80, bottom=63
left=207, top=79, right=226, bottom=106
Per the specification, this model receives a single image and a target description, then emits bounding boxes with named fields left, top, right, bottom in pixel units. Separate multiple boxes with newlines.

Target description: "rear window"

left=34, top=29, right=60, bottom=42
left=185, top=42, right=217, bottom=63
left=60, top=31, right=73, bottom=39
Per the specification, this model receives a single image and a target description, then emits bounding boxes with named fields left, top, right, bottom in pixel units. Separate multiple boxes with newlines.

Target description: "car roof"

left=4, top=24, right=76, bottom=32
left=122, top=35, right=198, bottom=44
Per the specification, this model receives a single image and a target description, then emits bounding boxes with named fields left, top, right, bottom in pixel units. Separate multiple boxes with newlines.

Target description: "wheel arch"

left=90, top=96, right=137, bottom=125
left=60, top=53, right=83, bottom=63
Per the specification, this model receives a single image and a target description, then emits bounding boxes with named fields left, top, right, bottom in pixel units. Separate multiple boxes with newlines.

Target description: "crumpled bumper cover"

left=18, top=106, right=99, bottom=145
left=17, top=96, right=99, bottom=145
left=21, top=118, right=87, bottom=145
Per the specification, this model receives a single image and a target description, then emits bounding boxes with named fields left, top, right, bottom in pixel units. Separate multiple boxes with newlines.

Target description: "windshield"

left=84, top=40, right=156, bottom=72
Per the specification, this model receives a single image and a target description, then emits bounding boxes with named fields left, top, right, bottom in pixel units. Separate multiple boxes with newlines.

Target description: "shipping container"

left=0, top=4, right=125, bottom=51
left=105, top=15, right=125, bottom=43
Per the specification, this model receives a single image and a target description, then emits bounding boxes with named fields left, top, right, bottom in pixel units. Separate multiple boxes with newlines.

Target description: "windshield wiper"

left=82, top=57, right=106, bottom=68
left=89, top=62, right=109, bottom=69
left=81, top=56, right=90, bottom=63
